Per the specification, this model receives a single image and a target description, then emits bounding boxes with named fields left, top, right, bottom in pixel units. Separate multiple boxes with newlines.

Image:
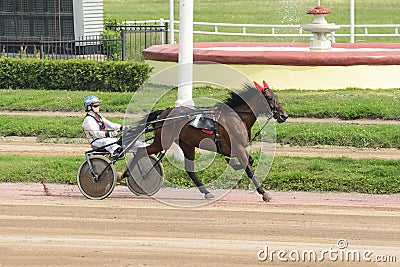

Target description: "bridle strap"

left=263, top=88, right=279, bottom=117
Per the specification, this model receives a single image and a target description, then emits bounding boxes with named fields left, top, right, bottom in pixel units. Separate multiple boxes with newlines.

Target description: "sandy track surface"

left=0, top=183, right=399, bottom=266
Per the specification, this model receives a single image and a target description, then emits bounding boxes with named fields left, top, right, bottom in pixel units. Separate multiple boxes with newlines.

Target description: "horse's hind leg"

left=179, top=140, right=214, bottom=199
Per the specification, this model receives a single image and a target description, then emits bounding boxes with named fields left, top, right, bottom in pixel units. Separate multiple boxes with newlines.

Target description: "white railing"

left=124, top=20, right=400, bottom=43
left=190, top=22, right=306, bottom=37
left=337, top=24, right=400, bottom=37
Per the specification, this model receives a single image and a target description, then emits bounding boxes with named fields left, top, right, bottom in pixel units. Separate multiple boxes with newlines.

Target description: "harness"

left=86, top=113, right=106, bottom=130
left=188, top=107, right=223, bottom=153
left=85, top=113, right=106, bottom=144
left=212, top=107, right=222, bottom=154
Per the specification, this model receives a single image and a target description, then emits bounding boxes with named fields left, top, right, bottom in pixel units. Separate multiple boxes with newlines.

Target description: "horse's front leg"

left=245, top=165, right=271, bottom=202
left=226, top=155, right=254, bottom=170
left=235, top=148, right=271, bottom=202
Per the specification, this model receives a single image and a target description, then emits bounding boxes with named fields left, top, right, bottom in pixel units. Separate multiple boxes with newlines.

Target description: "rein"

left=234, top=91, right=277, bottom=145
left=249, top=114, right=273, bottom=145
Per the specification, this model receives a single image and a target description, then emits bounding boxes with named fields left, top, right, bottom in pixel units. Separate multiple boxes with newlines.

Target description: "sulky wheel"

left=77, top=155, right=117, bottom=200
left=126, top=155, right=164, bottom=196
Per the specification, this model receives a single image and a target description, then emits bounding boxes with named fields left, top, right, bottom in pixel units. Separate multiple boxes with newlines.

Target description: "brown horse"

left=129, top=81, right=288, bottom=202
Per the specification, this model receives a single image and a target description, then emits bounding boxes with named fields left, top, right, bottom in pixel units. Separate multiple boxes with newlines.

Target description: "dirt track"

left=1, top=112, right=399, bottom=266
left=0, top=183, right=399, bottom=266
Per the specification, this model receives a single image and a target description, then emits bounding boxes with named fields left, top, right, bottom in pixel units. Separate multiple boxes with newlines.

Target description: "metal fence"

left=0, top=36, right=118, bottom=61
left=1, top=18, right=399, bottom=62
left=108, top=22, right=169, bottom=61
left=0, top=22, right=169, bottom=61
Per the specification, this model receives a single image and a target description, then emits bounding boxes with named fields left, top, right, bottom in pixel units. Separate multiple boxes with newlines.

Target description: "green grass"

left=1, top=154, right=398, bottom=194
left=2, top=114, right=399, bottom=149
left=0, top=89, right=134, bottom=112
left=277, top=123, right=400, bottom=149
left=279, top=88, right=400, bottom=120
left=0, top=87, right=227, bottom=113
left=104, top=0, right=400, bottom=26
left=0, top=155, right=83, bottom=184
left=104, top=0, right=400, bottom=43
left=0, top=115, right=122, bottom=140
left=265, top=156, right=400, bottom=194
left=0, top=115, right=88, bottom=139
left=2, top=88, right=400, bottom=119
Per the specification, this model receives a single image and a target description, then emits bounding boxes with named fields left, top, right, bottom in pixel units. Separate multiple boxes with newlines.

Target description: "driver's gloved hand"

left=109, top=130, right=119, bottom=138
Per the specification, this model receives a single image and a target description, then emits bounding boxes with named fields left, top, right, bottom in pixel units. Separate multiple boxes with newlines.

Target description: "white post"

left=160, top=18, right=165, bottom=44
left=175, top=0, right=194, bottom=108
left=169, top=0, right=175, bottom=44
left=173, top=0, right=194, bottom=160
left=350, top=0, right=355, bottom=43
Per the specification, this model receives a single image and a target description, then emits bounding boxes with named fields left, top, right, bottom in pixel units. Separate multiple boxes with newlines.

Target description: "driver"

left=82, top=95, right=123, bottom=157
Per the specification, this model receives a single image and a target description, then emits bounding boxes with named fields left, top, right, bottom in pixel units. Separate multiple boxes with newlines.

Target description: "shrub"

left=0, top=57, right=152, bottom=92
left=103, top=17, right=123, bottom=61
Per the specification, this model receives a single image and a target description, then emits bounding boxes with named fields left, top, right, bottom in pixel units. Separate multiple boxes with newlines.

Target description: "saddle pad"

left=188, top=114, right=215, bottom=130
left=201, top=129, right=214, bottom=135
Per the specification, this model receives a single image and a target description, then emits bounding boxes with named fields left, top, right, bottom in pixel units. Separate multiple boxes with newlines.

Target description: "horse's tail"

left=124, top=109, right=166, bottom=141
left=146, top=109, right=164, bottom=124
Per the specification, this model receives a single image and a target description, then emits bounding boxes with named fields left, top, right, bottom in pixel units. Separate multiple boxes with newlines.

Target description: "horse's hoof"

left=262, top=192, right=271, bottom=202
left=205, top=192, right=215, bottom=199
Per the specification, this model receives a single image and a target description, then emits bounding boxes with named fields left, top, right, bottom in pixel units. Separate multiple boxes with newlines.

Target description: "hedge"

left=0, top=57, right=152, bottom=92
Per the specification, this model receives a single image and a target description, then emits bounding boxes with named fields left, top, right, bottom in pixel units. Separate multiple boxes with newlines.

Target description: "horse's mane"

left=222, top=83, right=260, bottom=110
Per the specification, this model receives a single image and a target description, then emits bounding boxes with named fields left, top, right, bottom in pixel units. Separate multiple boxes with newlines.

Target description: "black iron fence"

left=109, top=23, right=169, bottom=61
left=0, top=22, right=169, bottom=62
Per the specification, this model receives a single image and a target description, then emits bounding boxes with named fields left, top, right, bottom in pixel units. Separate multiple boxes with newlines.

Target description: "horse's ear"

left=253, top=81, right=264, bottom=92
left=263, top=80, right=270, bottom=89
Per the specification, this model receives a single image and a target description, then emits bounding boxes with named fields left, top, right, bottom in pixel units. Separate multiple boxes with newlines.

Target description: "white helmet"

left=83, top=95, right=100, bottom=111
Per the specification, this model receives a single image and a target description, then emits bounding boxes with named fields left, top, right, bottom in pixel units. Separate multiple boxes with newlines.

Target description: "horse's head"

left=254, top=81, right=288, bottom=123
